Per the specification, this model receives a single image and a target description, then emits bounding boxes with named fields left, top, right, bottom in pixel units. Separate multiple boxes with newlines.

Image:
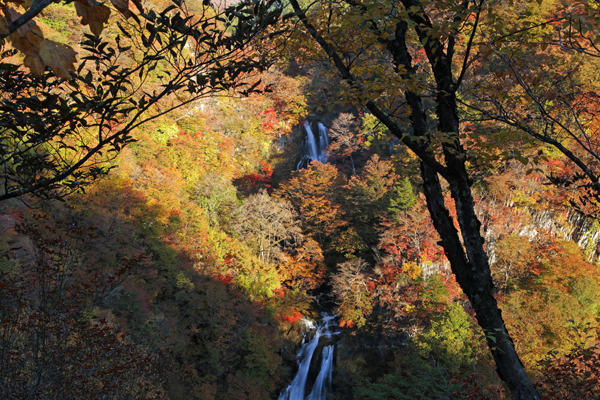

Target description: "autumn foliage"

left=0, top=214, right=167, bottom=399
left=4, top=0, right=600, bottom=397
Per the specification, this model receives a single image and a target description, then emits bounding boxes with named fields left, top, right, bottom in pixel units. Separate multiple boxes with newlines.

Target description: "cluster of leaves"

left=499, top=238, right=600, bottom=368
left=1, top=1, right=82, bottom=78
left=353, top=355, right=460, bottom=400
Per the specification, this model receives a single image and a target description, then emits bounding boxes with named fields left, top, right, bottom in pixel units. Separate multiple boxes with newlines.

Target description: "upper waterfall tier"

left=297, top=121, right=330, bottom=170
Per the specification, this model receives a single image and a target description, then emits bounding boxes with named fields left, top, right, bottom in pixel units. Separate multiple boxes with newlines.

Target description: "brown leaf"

left=39, top=40, right=77, bottom=79
left=6, top=8, right=36, bottom=37
left=24, top=53, right=45, bottom=77
left=74, top=2, right=111, bottom=36
left=18, top=26, right=44, bottom=54
left=5, top=8, right=45, bottom=54
left=0, top=15, right=9, bottom=35
left=110, top=0, right=131, bottom=18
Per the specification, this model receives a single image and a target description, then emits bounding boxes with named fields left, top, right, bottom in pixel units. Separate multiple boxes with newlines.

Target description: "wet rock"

left=305, top=328, right=317, bottom=343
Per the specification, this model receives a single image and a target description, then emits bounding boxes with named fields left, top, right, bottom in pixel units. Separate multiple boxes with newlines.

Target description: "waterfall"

left=279, top=313, right=339, bottom=400
left=297, top=121, right=330, bottom=169
left=305, top=345, right=334, bottom=400
left=318, top=122, right=330, bottom=155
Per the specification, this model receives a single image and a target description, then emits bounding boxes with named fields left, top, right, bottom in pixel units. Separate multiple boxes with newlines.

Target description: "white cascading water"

left=297, top=121, right=330, bottom=169
left=279, top=313, right=339, bottom=400
left=305, top=345, right=334, bottom=400
left=318, top=122, right=330, bottom=160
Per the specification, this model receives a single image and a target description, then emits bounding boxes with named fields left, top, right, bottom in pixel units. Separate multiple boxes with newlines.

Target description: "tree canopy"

left=268, top=0, right=600, bottom=397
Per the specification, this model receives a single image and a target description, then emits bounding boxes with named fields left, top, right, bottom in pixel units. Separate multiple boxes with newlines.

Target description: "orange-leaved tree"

left=276, top=162, right=347, bottom=247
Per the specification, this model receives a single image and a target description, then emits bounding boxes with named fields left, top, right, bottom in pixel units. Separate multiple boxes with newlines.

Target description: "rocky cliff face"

left=481, top=206, right=600, bottom=265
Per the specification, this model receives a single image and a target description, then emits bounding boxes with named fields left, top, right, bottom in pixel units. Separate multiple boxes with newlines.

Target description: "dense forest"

left=1, top=0, right=600, bottom=398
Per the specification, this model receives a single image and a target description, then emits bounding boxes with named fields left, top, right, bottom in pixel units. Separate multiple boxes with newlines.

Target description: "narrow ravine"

left=279, top=313, right=339, bottom=400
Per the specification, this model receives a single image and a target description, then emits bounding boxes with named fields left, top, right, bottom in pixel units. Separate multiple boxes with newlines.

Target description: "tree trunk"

left=421, top=160, right=540, bottom=400
left=428, top=87, right=540, bottom=400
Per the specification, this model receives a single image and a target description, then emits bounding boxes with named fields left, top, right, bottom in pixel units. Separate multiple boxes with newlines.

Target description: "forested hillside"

left=0, top=0, right=599, bottom=399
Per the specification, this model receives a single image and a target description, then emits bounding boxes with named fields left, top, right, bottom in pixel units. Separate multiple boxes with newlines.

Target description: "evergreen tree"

left=389, top=177, right=417, bottom=218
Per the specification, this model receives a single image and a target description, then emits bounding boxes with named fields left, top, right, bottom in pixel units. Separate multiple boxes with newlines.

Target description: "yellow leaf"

left=39, top=40, right=77, bottom=79
left=24, top=53, right=45, bottom=77
left=110, top=0, right=131, bottom=18
left=401, top=261, right=422, bottom=280
left=74, top=2, right=111, bottom=36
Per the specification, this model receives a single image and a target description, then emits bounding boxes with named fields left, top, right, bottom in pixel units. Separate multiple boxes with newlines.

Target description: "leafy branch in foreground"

left=0, top=0, right=282, bottom=203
